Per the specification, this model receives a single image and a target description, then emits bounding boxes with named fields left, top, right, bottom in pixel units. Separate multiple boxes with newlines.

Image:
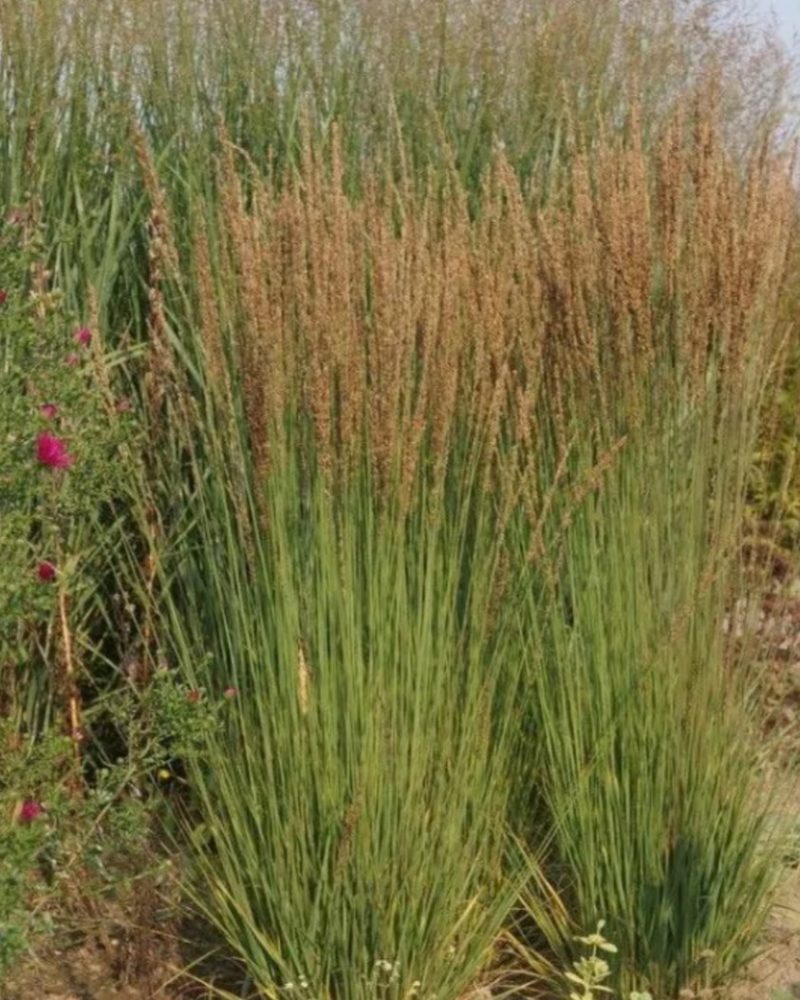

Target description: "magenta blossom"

left=65, top=352, right=80, bottom=367
left=19, top=799, right=44, bottom=823
left=37, top=561, right=56, bottom=582
left=0, top=290, right=7, bottom=305
left=36, top=432, right=74, bottom=469
left=74, top=326, right=92, bottom=347
left=40, top=403, right=58, bottom=420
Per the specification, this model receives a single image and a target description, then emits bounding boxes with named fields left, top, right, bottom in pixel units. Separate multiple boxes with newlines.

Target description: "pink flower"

left=37, top=561, right=56, bottom=582
left=36, top=432, right=74, bottom=469
left=74, top=326, right=92, bottom=347
left=0, top=290, right=7, bottom=305
left=66, top=353, right=80, bottom=367
left=115, top=397, right=133, bottom=413
left=40, top=403, right=58, bottom=420
left=19, top=799, right=44, bottom=823
left=223, top=686, right=238, bottom=699
left=186, top=688, right=202, bottom=704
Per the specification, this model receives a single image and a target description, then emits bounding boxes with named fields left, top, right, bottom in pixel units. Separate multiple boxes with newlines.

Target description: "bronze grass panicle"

left=93, top=52, right=800, bottom=1000
left=145, top=94, right=796, bottom=542
left=136, top=93, right=799, bottom=996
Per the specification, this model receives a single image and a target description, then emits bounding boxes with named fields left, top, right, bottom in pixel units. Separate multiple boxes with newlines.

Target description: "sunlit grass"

left=1, top=2, right=798, bottom=997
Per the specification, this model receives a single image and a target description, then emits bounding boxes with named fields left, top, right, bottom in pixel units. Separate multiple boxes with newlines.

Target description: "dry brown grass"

left=154, top=92, right=796, bottom=541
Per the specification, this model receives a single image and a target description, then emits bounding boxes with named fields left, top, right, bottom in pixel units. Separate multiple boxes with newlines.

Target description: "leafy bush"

left=0, top=213, right=133, bottom=728
left=0, top=720, right=150, bottom=975
left=0, top=668, right=223, bottom=980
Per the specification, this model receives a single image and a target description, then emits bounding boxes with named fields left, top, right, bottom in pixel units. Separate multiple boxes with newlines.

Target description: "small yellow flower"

left=157, top=768, right=172, bottom=781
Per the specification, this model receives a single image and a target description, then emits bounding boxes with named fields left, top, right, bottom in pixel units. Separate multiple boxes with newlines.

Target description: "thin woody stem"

left=57, top=579, right=83, bottom=761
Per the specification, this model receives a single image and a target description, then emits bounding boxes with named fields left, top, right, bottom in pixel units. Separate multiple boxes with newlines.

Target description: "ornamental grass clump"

left=157, top=455, right=523, bottom=1000
left=508, top=105, right=798, bottom=997
left=126, top=87, right=799, bottom=998
left=1, top=3, right=798, bottom=997
left=132, top=129, right=546, bottom=1000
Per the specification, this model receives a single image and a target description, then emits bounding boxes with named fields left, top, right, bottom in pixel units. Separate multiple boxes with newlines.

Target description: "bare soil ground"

left=1, top=944, right=167, bottom=1000
left=729, top=860, right=800, bottom=1000
left=0, top=925, right=186, bottom=1000
left=727, top=579, right=800, bottom=1000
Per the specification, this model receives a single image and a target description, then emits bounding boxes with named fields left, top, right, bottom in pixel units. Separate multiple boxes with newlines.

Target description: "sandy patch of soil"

left=1, top=943, right=170, bottom=999
left=728, top=577, right=800, bottom=1000
left=0, top=924, right=187, bottom=1000
left=729, top=861, right=800, bottom=1000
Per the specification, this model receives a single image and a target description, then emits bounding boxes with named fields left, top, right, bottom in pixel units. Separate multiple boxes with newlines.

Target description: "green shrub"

left=0, top=720, right=152, bottom=975
left=0, top=665, right=221, bottom=981
left=0, top=213, right=134, bottom=729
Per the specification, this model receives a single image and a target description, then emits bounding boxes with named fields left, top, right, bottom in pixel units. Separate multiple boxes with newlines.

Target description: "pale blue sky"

left=753, top=0, right=800, bottom=47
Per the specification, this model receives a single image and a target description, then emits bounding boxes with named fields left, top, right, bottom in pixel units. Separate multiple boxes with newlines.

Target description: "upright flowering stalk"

left=36, top=432, right=74, bottom=469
